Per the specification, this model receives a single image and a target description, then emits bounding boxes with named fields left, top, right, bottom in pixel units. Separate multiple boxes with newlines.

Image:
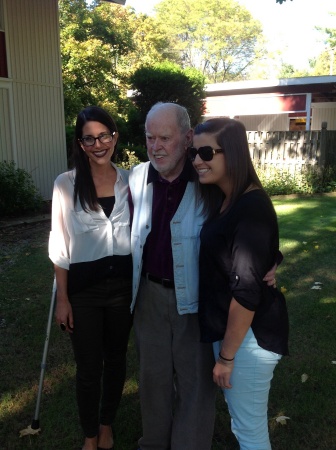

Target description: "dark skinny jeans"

left=69, top=276, right=133, bottom=438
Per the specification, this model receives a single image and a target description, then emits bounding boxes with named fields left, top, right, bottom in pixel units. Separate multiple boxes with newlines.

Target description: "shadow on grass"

left=0, top=325, right=142, bottom=450
left=1, top=194, right=336, bottom=449
left=268, top=194, right=336, bottom=450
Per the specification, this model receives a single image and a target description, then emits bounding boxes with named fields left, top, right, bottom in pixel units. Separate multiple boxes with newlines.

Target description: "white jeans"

left=213, top=328, right=282, bottom=450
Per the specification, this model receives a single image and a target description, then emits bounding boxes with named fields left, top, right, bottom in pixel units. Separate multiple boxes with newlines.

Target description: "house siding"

left=236, top=114, right=289, bottom=131
left=0, top=0, right=67, bottom=200
left=312, top=104, right=336, bottom=130
left=0, top=84, right=13, bottom=161
left=205, top=77, right=336, bottom=132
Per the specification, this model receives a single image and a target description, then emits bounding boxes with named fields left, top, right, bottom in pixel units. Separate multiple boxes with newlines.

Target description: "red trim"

left=289, top=111, right=310, bottom=117
left=280, top=95, right=306, bottom=112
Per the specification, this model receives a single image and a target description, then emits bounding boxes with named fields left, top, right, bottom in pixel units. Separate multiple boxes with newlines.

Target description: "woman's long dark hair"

left=193, top=118, right=264, bottom=219
left=72, top=106, right=118, bottom=212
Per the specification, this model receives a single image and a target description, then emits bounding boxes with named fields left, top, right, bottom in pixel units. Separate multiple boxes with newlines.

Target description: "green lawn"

left=0, top=193, right=335, bottom=450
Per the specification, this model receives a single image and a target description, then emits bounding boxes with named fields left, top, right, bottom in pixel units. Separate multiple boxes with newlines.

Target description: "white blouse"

left=48, top=163, right=131, bottom=271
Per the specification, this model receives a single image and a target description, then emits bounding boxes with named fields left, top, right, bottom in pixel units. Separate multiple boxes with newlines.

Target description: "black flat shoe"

left=97, top=447, right=114, bottom=450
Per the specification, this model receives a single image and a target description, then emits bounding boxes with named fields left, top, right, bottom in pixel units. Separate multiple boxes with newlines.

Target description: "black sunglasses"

left=187, top=146, right=224, bottom=162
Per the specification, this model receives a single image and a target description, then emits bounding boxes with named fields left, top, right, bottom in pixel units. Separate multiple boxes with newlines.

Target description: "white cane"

left=19, top=277, right=57, bottom=437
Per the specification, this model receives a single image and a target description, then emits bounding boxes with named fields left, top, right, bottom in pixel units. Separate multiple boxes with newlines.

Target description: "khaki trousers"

left=134, top=277, right=217, bottom=450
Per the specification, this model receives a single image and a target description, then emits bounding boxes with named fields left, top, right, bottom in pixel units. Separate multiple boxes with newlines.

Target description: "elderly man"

left=129, top=102, right=216, bottom=450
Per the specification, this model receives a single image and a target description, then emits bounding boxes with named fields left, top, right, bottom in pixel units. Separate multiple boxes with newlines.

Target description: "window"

left=0, top=0, right=8, bottom=78
left=289, top=118, right=308, bottom=132
left=0, top=0, right=4, bottom=31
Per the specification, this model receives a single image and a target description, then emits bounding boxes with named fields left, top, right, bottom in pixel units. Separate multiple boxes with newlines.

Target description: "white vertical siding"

left=237, top=114, right=289, bottom=131
left=311, top=104, right=336, bottom=130
left=2, top=0, right=67, bottom=199
left=0, top=85, right=13, bottom=160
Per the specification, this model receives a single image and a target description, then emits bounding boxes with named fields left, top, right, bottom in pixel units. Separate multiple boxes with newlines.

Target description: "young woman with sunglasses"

left=49, top=106, right=132, bottom=450
left=189, top=118, right=289, bottom=450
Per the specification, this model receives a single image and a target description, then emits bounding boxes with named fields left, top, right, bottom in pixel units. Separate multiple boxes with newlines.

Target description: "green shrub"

left=117, top=143, right=147, bottom=165
left=304, top=165, right=336, bottom=193
left=0, top=161, right=44, bottom=216
left=117, top=150, right=142, bottom=170
left=256, top=166, right=298, bottom=195
left=255, top=164, right=336, bottom=196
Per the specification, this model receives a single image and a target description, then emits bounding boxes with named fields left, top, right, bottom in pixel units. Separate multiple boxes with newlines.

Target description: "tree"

left=154, top=0, right=264, bottom=82
left=61, top=0, right=160, bottom=124
left=59, top=0, right=179, bottom=124
left=310, top=48, right=336, bottom=76
left=60, top=0, right=131, bottom=123
left=128, top=62, right=206, bottom=142
left=115, top=12, right=176, bottom=81
left=278, top=62, right=309, bottom=79
left=311, top=13, right=336, bottom=76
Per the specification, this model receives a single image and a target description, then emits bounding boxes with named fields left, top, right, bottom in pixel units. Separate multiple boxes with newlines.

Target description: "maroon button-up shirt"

left=129, top=159, right=196, bottom=281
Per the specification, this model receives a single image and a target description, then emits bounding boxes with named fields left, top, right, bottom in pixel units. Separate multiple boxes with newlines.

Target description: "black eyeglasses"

left=79, top=132, right=115, bottom=147
left=187, top=146, right=224, bottom=162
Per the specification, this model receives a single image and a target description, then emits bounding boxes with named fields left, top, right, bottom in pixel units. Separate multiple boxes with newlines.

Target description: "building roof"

left=205, top=76, right=336, bottom=102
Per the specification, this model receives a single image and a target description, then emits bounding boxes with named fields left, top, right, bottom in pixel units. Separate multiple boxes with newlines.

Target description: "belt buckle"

left=161, top=278, right=171, bottom=288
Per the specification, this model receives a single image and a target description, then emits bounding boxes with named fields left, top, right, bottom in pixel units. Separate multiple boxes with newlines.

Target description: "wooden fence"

left=246, top=123, right=336, bottom=174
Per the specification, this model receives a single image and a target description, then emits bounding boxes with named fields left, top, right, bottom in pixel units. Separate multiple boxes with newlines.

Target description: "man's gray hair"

left=146, top=102, right=191, bottom=133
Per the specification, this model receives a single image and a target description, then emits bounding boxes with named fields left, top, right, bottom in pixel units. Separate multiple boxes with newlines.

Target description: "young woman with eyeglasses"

left=49, top=106, right=132, bottom=450
left=189, top=117, right=289, bottom=450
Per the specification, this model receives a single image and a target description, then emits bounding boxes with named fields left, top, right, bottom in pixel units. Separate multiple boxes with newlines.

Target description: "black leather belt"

left=143, top=273, right=175, bottom=289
